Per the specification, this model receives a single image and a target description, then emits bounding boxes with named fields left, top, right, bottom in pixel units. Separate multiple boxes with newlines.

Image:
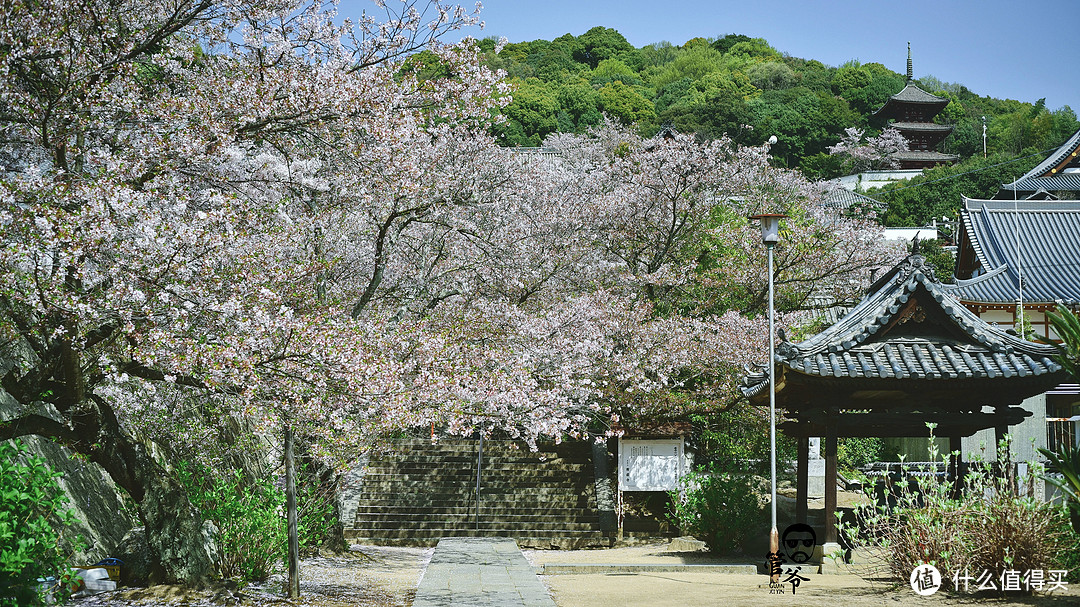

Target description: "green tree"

left=874, top=152, right=1043, bottom=227
left=555, top=81, right=602, bottom=132
left=0, top=441, right=85, bottom=606
left=574, top=26, right=634, bottom=69
left=496, top=78, right=559, bottom=145
left=598, top=80, right=656, bottom=128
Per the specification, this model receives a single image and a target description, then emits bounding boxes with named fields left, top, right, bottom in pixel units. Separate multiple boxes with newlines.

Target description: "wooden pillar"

left=796, top=436, right=809, bottom=524
left=824, top=424, right=838, bottom=544
left=285, top=426, right=300, bottom=599
left=949, top=435, right=963, bottom=498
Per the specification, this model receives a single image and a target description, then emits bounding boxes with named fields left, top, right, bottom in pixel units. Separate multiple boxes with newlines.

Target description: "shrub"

left=177, top=461, right=285, bottom=582
left=176, top=460, right=342, bottom=582
left=840, top=432, right=1069, bottom=592
left=0, top=440, right=84, bottom=606
left=837, top=437, right=883, bottom=471
left=668, top=463, right=763, bottom=553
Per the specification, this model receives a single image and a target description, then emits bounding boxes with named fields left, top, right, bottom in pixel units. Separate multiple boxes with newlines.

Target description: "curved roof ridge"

left=941, top=264, right=1010, bottom=289
left=1002, top=128, right=1080, bottom=191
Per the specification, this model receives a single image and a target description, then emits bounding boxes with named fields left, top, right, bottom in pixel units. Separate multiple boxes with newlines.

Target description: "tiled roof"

left=998, top=174, right=1080, bottom=196
left=873, top=84, right=949, bottom=118
left=822, top=188, right=884, bottom=212
left=942, top=199, right=1080, bottom=305
left=892, top=150, right=960, bottom=162
left=999, top=129, right=1080, bottom=195
left=742, top=253, right=1063, bottom=398
left=890, top=84, right=949, bottom=104
left=890, top=122, right=954, bottom=133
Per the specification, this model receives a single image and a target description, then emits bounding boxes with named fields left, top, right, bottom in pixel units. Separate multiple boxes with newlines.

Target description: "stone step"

left=351, top=485, right=594, bottom=498
left=354, top=479, right=590, bottom=492
left=362, top=461, right=589, bottom=472
left=348, top=533, right=613, bottom=549
left=351, top=519, right=600, bottom=532
left=345, top=527, right=604, bottom=540
left=347, top=438, right=601, bottom=551
left=362, top=458, right=585, bottom=469
left=351, top=505, right=596, bottom=518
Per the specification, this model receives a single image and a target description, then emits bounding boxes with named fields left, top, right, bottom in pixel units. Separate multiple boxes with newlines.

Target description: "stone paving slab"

left=413, top=537, right=556, bottom=607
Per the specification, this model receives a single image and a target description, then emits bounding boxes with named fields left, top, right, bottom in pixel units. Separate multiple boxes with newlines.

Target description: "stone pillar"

left=796, top=436, right=809, bottom=524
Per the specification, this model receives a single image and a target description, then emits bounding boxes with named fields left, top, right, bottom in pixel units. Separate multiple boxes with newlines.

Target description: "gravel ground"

left=69, top=546, right=432, bottom=607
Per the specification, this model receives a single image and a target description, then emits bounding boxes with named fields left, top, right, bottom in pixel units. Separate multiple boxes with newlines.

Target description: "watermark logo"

left=781, top=523, right=816, bottom=564
left=766, top=524, right=817, bottom=595
left=910, top=564, right=942, bottom=596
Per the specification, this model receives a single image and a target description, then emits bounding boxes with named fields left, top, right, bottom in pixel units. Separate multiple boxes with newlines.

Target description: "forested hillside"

left=478, top=28, right=1078, bottom=187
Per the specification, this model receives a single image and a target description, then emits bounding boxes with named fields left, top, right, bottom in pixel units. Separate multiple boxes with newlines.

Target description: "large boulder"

left=112, top=527, right=153, bottom=587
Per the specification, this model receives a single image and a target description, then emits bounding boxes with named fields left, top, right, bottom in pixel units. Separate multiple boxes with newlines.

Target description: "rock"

left=667, top=536, right=707, bottom=552
left=112, top=527, right=153, bottom=587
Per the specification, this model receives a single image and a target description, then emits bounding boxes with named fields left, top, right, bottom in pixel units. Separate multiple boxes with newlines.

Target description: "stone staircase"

left=345, top=438, right=611, bottom=549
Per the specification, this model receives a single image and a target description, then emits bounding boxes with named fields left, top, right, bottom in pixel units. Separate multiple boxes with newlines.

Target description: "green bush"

left=0, top=440, right=84, bottom=606
left=177, top=462, right=285, bottom=582
left=668, top=463, right=763, bottom=553
left=176, top=460, right=342, bottom=582
left=837, top=437, right=883, bottom=471
left=841, top=433, right=1069, bottom=591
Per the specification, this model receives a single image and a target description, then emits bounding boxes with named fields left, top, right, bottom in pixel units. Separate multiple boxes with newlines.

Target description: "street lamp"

left=750, top=212, right=787, bottom=583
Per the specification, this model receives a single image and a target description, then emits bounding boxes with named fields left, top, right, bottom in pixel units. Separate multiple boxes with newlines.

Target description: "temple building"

left=742, top=251, right=1066, bottom=551
left=994, top=128, right=1080, bottom=200
left=942, top=128, right=1080, bottom=454
left=871, top=44, right=958, bottom=169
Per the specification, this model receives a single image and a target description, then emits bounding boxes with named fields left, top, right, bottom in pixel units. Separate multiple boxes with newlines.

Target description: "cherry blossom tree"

left=0, top=0, right=498, bottom=585
left=0, top=0, right=903, bottom=587
left=827, top=126, right=910, bottom=173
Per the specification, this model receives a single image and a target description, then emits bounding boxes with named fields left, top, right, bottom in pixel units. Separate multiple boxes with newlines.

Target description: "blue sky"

left=340, top=0, right=1079, bottom=111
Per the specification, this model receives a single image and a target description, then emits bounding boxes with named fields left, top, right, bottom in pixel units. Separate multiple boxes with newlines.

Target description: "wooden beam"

left=824, top=424, right=838, bottom=544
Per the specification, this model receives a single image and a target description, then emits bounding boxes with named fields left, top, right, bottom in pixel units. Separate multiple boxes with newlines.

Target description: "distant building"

left=871, top=44, right=958, bottom=170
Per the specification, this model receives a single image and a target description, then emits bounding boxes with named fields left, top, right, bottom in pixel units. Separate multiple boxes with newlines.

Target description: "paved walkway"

left=413, top=537, right=556, bottom=607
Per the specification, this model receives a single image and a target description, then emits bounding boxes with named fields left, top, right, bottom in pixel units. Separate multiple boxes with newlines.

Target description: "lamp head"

left=750, top=213, right=788, bottom=245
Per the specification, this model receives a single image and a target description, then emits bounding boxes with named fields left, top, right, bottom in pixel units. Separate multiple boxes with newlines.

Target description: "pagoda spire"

left=906, top=42, right=913, bottom=82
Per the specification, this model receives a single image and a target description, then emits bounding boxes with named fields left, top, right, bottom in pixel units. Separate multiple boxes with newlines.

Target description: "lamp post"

left=751, top=212, right=786, bottom=583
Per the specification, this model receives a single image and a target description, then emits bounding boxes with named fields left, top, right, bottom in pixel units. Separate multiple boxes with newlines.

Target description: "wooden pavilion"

left=741, top=249, right=1067, bottom=545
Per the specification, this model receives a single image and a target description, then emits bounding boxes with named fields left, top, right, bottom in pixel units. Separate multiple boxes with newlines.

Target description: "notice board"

left=618, top=438, right=685, bottom=491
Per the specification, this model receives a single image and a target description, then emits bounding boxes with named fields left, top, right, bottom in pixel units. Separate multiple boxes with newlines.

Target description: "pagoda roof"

left=997, top=129, right=1080, bottom=196
left=890, top=122, right=954, bottom=133
left=873, top=84, right=950, bottom=118
left=944, top=198, right=1080, bottom=305
left=742, top=252, right=1065, bottom=421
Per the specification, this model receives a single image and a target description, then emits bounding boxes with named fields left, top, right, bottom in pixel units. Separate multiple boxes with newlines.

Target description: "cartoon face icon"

left=781, top=523, right=817, bottom=564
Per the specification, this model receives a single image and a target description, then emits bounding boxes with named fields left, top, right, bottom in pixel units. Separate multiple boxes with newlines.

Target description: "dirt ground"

left=526, top=543, right=1080, bottom=607
left=69, top=542, right=1079, bottom=607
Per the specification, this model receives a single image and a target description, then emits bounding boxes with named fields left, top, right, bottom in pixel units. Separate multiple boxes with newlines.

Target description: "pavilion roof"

left=742, top=252, right=1064, bottom=399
